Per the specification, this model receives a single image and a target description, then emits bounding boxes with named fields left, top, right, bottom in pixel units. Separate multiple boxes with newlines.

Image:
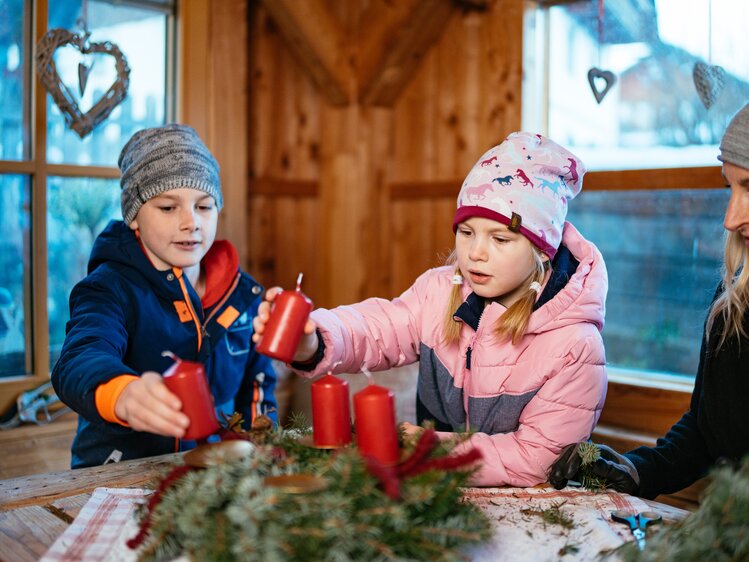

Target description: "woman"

left=549, top=101, right=749, bottom=499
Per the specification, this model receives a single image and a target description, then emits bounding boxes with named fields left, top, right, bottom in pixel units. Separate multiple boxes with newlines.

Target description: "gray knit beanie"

left=719, top=102, right=749, bottom=170
left=118, top=124, right=222, bottom=224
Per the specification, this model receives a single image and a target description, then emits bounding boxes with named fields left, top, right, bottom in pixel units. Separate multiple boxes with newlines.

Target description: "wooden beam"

left=177, top=0, right=210, bottom=137
left=358, top=0, right=455, bottom=107
left=210, top=0, right=250, bottom=266
left=389, top=180, right=458, bottom=199
left=259, top=0, right=351, bottom=106
left=389, top=165, right=726, bottom=199
left=584, top=166, right=724, bottom=191
left=46, top=164, right=120, bottom=179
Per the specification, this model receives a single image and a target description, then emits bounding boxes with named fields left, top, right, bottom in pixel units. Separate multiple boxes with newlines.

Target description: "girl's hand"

left=252, top=286, right=319, bottom=362
left=399, top=422, right=424, bottom=438
left=114, top=372, right=189, bottom=437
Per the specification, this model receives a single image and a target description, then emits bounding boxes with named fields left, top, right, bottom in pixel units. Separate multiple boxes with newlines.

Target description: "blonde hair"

left=706, top=230, right=749, bottom=349
left=442, top=246, right=550, bottom=346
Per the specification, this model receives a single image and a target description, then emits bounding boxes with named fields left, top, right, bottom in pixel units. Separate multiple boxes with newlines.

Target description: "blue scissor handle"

left=611, top=510, right=662, bottom=551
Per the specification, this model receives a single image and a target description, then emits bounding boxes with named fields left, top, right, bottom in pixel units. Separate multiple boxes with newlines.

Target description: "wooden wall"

left=245, top=0, right=524, bottom=307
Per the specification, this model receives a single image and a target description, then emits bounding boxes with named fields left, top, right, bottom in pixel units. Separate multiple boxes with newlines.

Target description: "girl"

left=254, top=132, right=608, bottom=487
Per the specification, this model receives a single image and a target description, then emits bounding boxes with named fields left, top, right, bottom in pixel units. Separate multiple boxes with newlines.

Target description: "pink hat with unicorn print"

left=452, top=132, right=586, bottom=259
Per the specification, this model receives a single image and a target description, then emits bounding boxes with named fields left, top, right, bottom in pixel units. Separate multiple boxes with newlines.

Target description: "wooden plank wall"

left=246, top=0, right=524, bottom=307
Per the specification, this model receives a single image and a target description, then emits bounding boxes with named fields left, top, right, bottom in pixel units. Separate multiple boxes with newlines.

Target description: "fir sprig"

left=520, top=502, right=575, bottom=530
left=618, top=455, right=749, bottom=561
left=577, top=441, right=608, bottom=492
left=132, top=425, right=491, bottom=561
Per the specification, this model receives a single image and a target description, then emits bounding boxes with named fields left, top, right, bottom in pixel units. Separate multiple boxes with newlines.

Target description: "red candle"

left=353, top=384, right=400, bottom=465
left=256, top=273, right=313, bottom=363
left=162, top=352, right=219, bottom=441
left=311, top=374, right=352, bottom=447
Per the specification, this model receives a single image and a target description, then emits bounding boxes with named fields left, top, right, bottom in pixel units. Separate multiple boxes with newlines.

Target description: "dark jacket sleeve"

left=235, top=348, right=278, bottom=428
left=51, top=275, right=137, bottom=427
left=233, top=296, right=278, bottom=427
left=625, top=331, right=713, bottom=499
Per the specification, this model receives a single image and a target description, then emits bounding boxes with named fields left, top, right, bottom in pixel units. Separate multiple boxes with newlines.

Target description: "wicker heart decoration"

left=587, top=67, right=616, bottom=104
left=693, top=62, right=726, bottom=110
left=36, top=28, right=130, bottom=138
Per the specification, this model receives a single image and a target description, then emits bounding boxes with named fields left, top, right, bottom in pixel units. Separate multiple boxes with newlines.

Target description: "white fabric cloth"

left=41, top=485, right=654, bottom=561
left=464, top=486, right=652, bottom=562
left=40, top=488, right=152, bottom=562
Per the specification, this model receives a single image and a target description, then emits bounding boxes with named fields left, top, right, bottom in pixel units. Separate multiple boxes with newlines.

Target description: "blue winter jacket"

left=51, top=220, right=277, bottom=468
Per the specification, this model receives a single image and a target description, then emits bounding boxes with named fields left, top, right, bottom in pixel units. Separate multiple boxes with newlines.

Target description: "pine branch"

left=617, top=456, right=749, bottom=561
left=130, top=426, right=491, bottom=561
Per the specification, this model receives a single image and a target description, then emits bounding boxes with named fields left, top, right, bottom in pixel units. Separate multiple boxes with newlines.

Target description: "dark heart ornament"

left=587, top=67, right=617, bottom=104
left=693, top=62, right=726, bottom=110
left=36, top=28, right=130, bottom=138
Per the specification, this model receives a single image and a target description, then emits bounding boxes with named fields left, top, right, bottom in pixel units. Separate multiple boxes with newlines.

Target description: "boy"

left=52, top=124, right=276, bottom=468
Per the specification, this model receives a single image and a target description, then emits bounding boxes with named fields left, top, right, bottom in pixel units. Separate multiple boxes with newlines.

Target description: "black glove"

left=549, top=443, right=584, bottom=489
left=549, top=442, right=641, bottom=495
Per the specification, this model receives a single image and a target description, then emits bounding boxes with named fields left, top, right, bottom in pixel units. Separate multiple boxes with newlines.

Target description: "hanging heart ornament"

left=692, top=62, right=726, bottom=110
left=36, top=28, right=130, bottom=138
left=587, top=67, right=616, bottom=104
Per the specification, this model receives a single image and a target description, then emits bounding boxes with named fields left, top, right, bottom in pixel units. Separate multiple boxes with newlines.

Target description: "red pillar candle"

left=353, top=384, right=400, bottom=465
left=256, top=273, right=313, bottom=364
left=311, top=374, right=352, bottom=447
left=162, top=352, right=219, bottom=441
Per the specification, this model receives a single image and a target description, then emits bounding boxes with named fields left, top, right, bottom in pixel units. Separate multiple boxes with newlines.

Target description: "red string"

left=126, top=464, right=198, bottom=550
left=364, top=429, right=483, bottom=500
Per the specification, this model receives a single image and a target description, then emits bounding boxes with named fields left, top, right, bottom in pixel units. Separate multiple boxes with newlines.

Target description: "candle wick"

left=295, top=272, right=304, bottom=291
left=360, top=365, right=374, bottom=386
left=161, top=350, right=177, bottom=361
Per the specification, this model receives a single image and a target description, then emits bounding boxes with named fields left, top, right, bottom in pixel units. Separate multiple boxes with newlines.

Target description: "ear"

left=129, top=218, right=139, bottom=231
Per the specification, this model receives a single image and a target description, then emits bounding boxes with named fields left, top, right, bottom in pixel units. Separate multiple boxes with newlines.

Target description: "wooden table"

left=0, top=454, right=690, bottom=562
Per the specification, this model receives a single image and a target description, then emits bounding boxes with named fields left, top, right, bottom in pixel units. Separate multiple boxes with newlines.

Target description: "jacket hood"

left=89, top=220, right=155, bottom=275
left=524, top=222, right=606, bottom=334
left=88, top=220, right=171, bottom=295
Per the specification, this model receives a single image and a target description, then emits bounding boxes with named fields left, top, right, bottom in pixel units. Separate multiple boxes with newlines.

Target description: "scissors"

left=611, top=510, right=662, bottom=551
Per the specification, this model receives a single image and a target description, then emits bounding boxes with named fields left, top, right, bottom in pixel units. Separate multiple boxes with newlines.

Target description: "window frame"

left=0, top=0, right=177, bottom=412
left=524, top=0, right=730, bottom=433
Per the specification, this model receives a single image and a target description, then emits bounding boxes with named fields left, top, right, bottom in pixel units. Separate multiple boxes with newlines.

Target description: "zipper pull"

left=466, top=346, right=472, bottom=370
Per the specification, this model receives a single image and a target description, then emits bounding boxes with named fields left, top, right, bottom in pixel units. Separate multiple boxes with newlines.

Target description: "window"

left=524, top=0, right=747, bottom=379
left=0, top=0, right=175, bottom=383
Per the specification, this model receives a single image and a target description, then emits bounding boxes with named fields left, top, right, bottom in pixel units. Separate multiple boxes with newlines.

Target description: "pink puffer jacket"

left=296, top=222, right=607, bottom=486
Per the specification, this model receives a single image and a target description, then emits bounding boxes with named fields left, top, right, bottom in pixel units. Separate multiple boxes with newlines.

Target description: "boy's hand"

left=252, top=286, right=319, bottom=362
left=114, top=372, right=190, bottom=437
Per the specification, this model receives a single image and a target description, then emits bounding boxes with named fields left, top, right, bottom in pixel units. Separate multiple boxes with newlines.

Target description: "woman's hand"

left=252, top=286, right=319, bottom=362
left=114, top=372, right=189, bottom=437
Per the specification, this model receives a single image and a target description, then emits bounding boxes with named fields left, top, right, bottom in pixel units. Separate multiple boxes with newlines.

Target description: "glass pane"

left=47, top=0, right=170, bottom=166
left=567, top=189, right=728, bottom=377
left=47, top=176, right=120, bottom=368
left=525, top=0, right=749, bottom=170
left=0, top=174, right=31, bottom=377
left=0, top=0, right=30, bottom=160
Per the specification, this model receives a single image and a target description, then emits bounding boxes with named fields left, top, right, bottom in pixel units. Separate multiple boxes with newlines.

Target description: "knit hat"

left=718, top=102, right=749, bottom=170
left=452, top=132, right=585, bottom=259
left=118, top=124, right=222, bottom=224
